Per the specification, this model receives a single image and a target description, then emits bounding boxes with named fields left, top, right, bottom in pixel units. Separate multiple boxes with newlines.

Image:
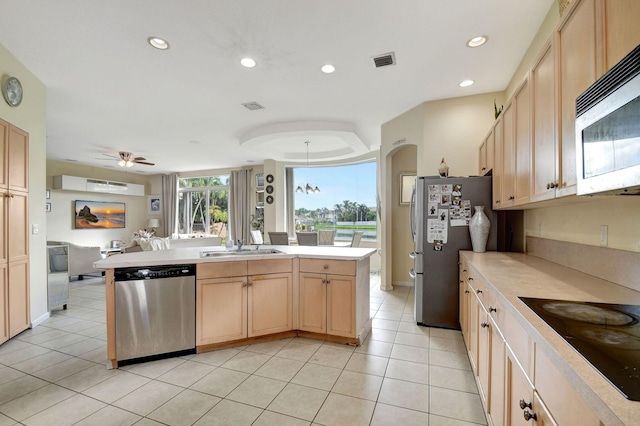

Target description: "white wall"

left=1, top=42, right=48, bottom=325
left=46, top=160, right=154, bottom=248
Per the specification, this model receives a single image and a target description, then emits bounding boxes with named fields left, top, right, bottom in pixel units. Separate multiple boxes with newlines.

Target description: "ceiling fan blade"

left=134, top=160, right=155, bottom=166
left=133, top=157, right=146, bottom=161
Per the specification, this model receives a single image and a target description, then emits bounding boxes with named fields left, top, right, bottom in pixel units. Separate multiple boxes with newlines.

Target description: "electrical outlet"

left=32, top=224, right=39, bottom=234
left=600, top=225, right=608, bottom=247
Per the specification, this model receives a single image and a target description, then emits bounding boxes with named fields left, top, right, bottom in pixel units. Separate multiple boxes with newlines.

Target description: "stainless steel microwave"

left=576, top=44, right=640, bottom=196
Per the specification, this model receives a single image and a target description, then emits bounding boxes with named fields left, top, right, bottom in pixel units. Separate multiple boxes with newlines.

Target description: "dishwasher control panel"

left=114, top=264, right=196, bottom=281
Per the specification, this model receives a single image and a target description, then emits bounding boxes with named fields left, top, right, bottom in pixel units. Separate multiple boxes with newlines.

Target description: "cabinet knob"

left=482, top=167, right=487, bottom=171
left=468, top=277, right=474, bottom=281
left=463, top=269, right=467, bottom=273
left=489, top=306, right=497, bottom=313
left=323, top=264, right=329, bottom=269
left=248, top=281, right=253, bottom=286
left=464, top=290, right=470, bottom=294
left=476, top=289, right=482, bottom=294
left=326, top=279, right=331, bottom=284
left=523, top=410, right=537, bottom=422
left=243, top=281, right=248, bottom=287
left=519, top=399, right=532, bottom=410
left=508, top=196, right=515, bottom=200
left=480, top=322, right=489, bottom=328
left=495, top=200, right=500, bottom=204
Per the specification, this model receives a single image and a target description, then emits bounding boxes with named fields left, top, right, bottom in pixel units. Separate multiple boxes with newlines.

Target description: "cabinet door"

left=8, top=125, right=28, bottom=193
left=299, top=273, right=326, bottom=334
left=488, top=319, right=505, bottom=426
left=500, top=103, right=515, bottom=208
left=326, top=274, right=355, bottom=337
left=477, top=307, right=491, bottom=407
left=557, top=0, right=597, bottom=197
left=196, top=276, right=247, bottom=345
left=603, top=0, right=640, bottom=71
left=479, top=141, right=487, bottom=175
left=513, top=77, right=531, bottom=206
left=248, top=273, right=292, bottom=337
left=0, top=264, right=8, bottom=344
left=505, top=349, right=534, bottom=426
left=491, top=123, right=503, bottom=209
left=0, top=119, right=7, bottom=190
left=468, top=284, right=479, bottom=372
left=8, top=191, right=28, bottom=263
left=8, top=260, right=29, bottom=338
left=459, top=276, right=469, bottom=347
left=531, top=41, right=558, bottom=202
left=0, top=195, right=5, bottom=264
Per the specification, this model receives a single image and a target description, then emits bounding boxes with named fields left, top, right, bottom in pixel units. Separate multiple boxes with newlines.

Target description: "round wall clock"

left=3, top=77, right=23, bottom=107
left=266, top=174, right=274, bottom=183
left=266, top=195, right=274, bottom=204
left=266, top=185, right=274, bottom=194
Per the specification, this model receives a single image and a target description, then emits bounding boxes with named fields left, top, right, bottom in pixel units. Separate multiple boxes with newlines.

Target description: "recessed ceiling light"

left=459, top=80, right=474, bottom=87
left=467, top=35, right=488, bottom=48
left=148, top=36, right=170, bottom=50
left=321, top=64, right=335, bottom=74
left=241, top=58, right=257, bottom=68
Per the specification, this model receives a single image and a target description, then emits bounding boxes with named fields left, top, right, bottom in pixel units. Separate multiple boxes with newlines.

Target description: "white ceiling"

left=0, top=0, right=554, bottom=174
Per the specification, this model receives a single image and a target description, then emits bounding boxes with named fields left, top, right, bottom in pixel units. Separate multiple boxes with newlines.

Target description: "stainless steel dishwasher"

left=114, top=264, right=196, bottom=363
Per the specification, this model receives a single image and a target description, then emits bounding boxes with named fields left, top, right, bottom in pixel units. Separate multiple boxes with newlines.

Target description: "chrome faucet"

left=237, top=239, right=244, bottom=251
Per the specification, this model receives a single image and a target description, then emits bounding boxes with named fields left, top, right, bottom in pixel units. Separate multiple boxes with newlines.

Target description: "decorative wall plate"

left=266, top=185, right=274, bottom=194
left=266, top=174, right=274, bottom=183
left=266, top=195, right=274, bottom=204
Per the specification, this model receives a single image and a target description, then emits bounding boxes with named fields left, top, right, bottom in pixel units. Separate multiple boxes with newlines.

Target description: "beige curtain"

left=162, top=174, right=178, bottom=237
left=230, top=169, right=252, bottom=244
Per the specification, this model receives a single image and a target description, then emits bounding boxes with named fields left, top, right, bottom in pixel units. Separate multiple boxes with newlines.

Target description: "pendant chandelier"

left=296, top=141, right=320, bottom=194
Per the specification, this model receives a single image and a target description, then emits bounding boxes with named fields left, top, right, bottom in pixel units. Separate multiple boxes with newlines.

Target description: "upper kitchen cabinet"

left=530, top=40, right=557, bottom=203
left=479, top=127, right=494, bottom=176
left=491, top=119, right=503, bottom=209
left=555, top=0, right=598, bottom=198
left=513, top=75, right=531, bottom=206
left=602, top=0, right=640, bottom=72
left=499, top=101, right=515, bottom=208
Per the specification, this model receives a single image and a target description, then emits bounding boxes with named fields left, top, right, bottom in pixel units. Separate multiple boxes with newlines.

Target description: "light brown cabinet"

left=196, top=259, right=293, bottom=346
left=602, top=0, right=640, bottom=71
left=499, top=102, right=515, bottom=208
left=299, top=258, right=356, bottom=338
left=491, top=121, right=503, bottom=209
left=530, top=40, right=558, bottom=203
left=0, top=119, right=29, bottom=345
left=460, top=254, right=602, bottom=426
left=512, top=77, right=531, bottom=206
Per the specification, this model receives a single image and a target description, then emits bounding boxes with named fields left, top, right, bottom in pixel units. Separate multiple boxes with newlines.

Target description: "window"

left=178, top=176, right=229, bottom=238
left=288, top=162, right=377, bottom=241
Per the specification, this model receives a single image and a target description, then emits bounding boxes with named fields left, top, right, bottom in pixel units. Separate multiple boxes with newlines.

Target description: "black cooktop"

left=520, top=297, right=640, bottom=401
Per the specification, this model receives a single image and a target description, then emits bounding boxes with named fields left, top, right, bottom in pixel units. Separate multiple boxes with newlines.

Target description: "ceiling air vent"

left=372, top=52, right=396, bottom=68
left=242, top=102, right=264, bottom=111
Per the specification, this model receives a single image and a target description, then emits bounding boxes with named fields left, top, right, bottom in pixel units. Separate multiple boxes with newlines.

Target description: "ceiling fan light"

left=314, top=186, right=320, bottom=193
left=126, top=160, right=134, bottom=167
left=118, top=159, right=126, bottom=167
left=296, top=186, right=304, bottom=193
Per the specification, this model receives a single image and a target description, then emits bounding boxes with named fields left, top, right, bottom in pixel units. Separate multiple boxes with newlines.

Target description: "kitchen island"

left=95, top=245, right=375, bottom=368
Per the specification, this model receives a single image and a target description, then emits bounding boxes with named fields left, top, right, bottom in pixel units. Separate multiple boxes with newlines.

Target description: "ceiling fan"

left=98, top=151, right=155, bottom=167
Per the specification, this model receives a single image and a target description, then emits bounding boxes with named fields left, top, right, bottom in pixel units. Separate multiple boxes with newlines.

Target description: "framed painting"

left=148, top=195, right=162, bottom=215
left=400, top=173, right=416, bottom=205
left=74, top=200, right=125, bottom=229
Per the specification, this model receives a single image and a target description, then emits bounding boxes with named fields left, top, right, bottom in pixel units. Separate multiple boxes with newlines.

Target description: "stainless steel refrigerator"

left=409, top=175, right=497, bottom=329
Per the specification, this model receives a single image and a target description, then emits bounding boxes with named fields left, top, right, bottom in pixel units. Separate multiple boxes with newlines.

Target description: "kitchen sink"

left=200, top=248, right=284, bottom=257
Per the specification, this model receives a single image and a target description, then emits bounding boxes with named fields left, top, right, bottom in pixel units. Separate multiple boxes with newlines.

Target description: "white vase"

left=469, top=206, right=490, bottom=253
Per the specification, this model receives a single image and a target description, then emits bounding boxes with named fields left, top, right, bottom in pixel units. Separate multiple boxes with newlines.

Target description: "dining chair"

left=268, top=232, right=289, bottom=245
left=317, top=229, right=336, bottom=245
left=350, top=231, right=364, bottom=247
left=296, top=231, right=318, bottom=246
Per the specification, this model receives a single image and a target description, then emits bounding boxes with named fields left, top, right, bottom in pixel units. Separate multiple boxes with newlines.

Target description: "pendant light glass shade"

left=297, top=141, right=319, bottom=194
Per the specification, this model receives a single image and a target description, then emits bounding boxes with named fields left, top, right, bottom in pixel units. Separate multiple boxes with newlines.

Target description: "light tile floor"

left=0, top=275, right=487, bottom=425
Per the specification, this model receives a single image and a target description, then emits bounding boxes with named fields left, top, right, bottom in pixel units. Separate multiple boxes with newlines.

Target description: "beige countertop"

left=461, top=251, right=640, bottom=426
left=94, top=245, right=376, bottom=270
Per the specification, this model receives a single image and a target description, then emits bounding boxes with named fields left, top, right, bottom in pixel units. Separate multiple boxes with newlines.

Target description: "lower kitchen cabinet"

left=299, top=258, right=357, bottom=338
left=460, top=254, right=603, bottom=426
left=196, top=259, right=293, bottom=346
left=0, top=265, right=7, bottom=344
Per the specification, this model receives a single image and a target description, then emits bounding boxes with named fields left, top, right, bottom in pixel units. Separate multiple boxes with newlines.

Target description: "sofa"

left=47, top=241, right=103, bottom=280
left=122, top=236, right=222, bottom=253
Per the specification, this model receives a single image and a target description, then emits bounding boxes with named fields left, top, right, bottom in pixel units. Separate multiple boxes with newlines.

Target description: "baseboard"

left=392, top=281, right=414, bottom=287
left=31, top=311, right=51, bottom=328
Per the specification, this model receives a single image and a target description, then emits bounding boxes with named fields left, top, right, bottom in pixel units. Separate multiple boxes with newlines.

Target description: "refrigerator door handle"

left=409, top=251, right=416, bottom=259
left=410, top=184, right=417, bottom=240
left=409, top=269, right=416, bottom=279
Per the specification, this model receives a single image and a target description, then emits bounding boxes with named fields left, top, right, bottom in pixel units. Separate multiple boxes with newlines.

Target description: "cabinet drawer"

left=535, top=347, right=600, bottom=426
left=299, top=258, right=355, bottom=275
left=197, top=261, right=248, bottom=279
left=248, top=258, right=292, bottom=275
